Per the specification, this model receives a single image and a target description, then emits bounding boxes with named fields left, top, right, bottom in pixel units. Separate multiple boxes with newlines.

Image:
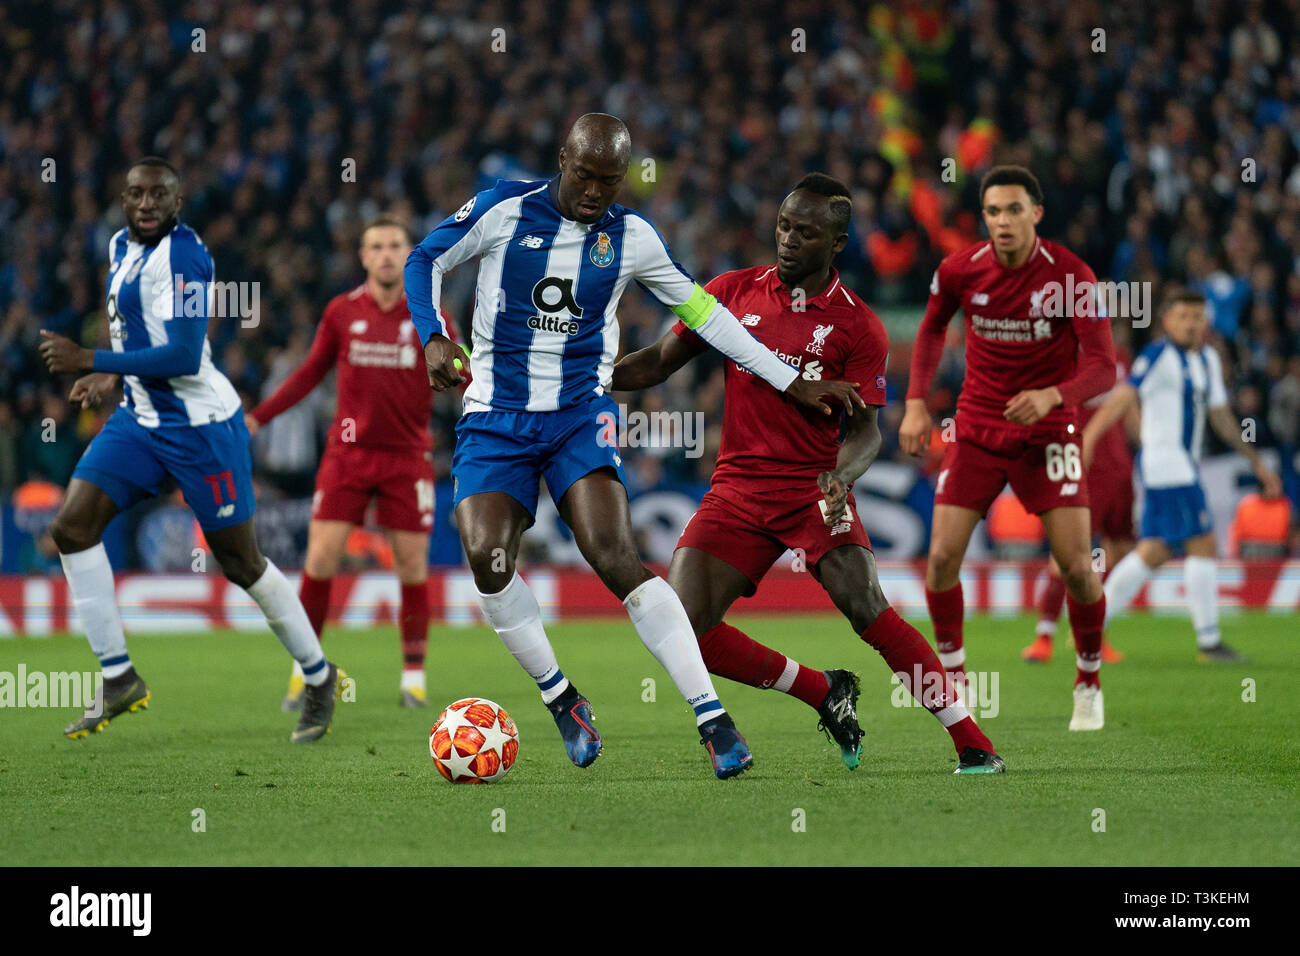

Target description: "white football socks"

left=624, top=576, right=723, bottom=726
left=246, top=560, right=329, bottom=686
left=476, top=572, right=568, bottom=704
left=1103, top=550, right=1154, bottom=625
left=1184, top=556, right=1221, bottom=649
left=60, top=543, right=132, bottom=679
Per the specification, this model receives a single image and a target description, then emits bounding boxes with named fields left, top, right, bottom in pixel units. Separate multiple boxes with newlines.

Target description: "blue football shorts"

left=1141, top=482, right=1213, bottom=545
left=451, top=393, right=627, bottom=520
left=73, top=408, right=256, bottom=530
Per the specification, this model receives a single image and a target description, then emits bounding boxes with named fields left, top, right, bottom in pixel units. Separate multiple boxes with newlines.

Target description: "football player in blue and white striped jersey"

left=407, top=114, right=863, bottom=777
left=1082, top=290, right=1282, bottom=661
left=39, top=158, right=340, bottom=743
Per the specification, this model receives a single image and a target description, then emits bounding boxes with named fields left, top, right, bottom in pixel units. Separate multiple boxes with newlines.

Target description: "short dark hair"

left=362, top=215, right=414, bottom=245
left=792, top=172, right=852, bottom=235
left=1161, top=289, right=1208, bottom=315
left=130, top=156, right=180, bottom=182
left=979, top=165, right=1044, bottom=206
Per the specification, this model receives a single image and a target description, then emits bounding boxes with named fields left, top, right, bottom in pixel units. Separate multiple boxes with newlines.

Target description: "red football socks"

left=697, top=621, right=829, bottom=709
left=400, top=581, right=430, bottom=668
left=925, top=582, right=966, bottom=673
left=1035, top=568, right=1067, bottom=635
left=299, top=573, right=332, bottom=640
left=1067, top=592, right=1105, bottom=688
left=861, top=607, right=993, bottom=755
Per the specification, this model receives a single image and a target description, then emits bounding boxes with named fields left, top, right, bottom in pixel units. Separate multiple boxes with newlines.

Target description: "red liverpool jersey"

left=907, top=238, right=1116, bottom=427
left=252, top=284, right=454, bottom=451
left=674, top=266, right=889, bottom=495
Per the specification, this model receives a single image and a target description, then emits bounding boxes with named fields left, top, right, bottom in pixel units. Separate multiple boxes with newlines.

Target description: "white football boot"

left=1069, top=683, right=1104, bottom=731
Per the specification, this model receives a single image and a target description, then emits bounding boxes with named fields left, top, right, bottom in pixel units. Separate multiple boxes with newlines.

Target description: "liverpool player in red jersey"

left=616, top=174, right=1004, bottom=773
left=1023, top=339, right=1136, bottom=664
left=248, top=217, right=455, bottom=708
left=899, top=166, right=1116, bottom=731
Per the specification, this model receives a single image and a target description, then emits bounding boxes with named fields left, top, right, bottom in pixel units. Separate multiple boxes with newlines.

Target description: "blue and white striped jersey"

left=98, top=222, right=241, bottom=429
left=406, top=177, right=797, bottom=413
left=1128, top=339, right=1228, bottom=488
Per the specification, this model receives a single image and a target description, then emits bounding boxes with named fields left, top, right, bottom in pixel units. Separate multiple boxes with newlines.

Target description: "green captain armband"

left=670, top=284, right=718, bottom=330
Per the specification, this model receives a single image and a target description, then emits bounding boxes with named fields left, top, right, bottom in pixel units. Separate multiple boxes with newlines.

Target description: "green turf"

left=1, top=612, right=1296, bottom=865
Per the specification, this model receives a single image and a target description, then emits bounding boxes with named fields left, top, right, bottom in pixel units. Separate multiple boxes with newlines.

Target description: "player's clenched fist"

left=39, top=330, right=94, bottom=375
left=898, top=398, right=932, bottom=457
left=817, top=470, right=849, bottom=525
left=784, top=378, right=866, bottom=416
left=423, top=334, right=466, bottom=391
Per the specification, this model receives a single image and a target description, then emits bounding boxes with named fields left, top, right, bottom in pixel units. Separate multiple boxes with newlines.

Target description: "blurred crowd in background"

left=2, top=0, right=1299, bottom=553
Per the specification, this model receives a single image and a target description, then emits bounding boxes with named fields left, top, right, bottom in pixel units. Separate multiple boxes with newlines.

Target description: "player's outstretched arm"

left=41, top=324, right=204, bottom=379
left=249, top=312, right=340, bottom=428
left=1080, top=383, right=1136, bottom=467
left=818, top=404, right=881, bottom=525
left=1207, top=404, right=1283, bottom=497
left=612, top=329, right=699, bottom=391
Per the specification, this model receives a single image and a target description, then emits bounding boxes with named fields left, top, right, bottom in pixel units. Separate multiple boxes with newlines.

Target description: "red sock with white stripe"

left=697, top=621, right=830, bottom=709
left=400, top=581, right=430, bottom=692
left=925, top=582, right=966, bottom=676
left=1067, top=592, right=1105, bottom=688
left=1034, top=568, right=1067, bottom=638
left=861, top=607, right=993, bottom=755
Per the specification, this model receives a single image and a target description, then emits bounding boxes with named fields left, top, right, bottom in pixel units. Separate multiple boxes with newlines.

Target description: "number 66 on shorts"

left=933, top=419, right=1090, bottom=516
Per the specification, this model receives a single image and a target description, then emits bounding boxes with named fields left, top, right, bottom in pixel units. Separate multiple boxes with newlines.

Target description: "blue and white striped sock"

left=246, top=560, right=329, bottom=686
left=624, top=576, right=724, bottom=726
left=59, top=543, right=133, bottom=679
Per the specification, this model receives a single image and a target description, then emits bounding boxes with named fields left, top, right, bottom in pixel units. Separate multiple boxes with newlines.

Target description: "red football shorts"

left=676, top=483, right=873, bottom=595
left=934, top=416, right=1090, bottom=517
left=311, top=442, right=436, bottom=532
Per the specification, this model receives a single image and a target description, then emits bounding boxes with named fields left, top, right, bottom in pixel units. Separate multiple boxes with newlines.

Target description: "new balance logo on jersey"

left=350, top=320, right=368, bottom=334
left=971, top=292, right=989, bottom=305
left=1060, top=483, right=1078, bottom=496
left=740, top=313, right=762, bottom=326
left=518, top=235, right=544, bottom=249
left=216, top=504, right=235, bottom=518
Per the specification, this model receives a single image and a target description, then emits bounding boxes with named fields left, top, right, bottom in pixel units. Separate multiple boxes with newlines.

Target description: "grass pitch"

left=1, top=612, right=1296, bottom=866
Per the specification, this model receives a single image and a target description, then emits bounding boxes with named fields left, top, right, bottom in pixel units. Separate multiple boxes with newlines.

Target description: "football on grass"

left=430, top=698, right=519, bottom=784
